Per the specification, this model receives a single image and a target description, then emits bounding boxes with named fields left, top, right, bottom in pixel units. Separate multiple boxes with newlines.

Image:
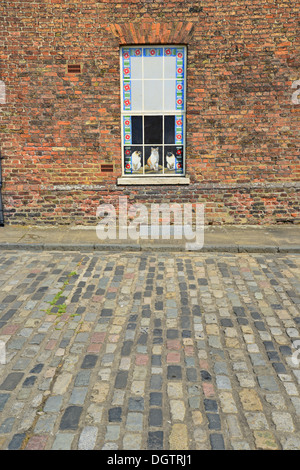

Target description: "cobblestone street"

left=0, top=250, right=299, bottom=450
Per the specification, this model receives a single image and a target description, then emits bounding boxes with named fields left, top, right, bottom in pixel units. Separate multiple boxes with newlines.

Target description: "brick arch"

left=107, top=21, right=194, bottom=45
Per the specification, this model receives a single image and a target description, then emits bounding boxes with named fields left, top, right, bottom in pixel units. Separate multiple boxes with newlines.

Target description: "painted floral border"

left=123, top=115, right=184, bottom=146
left=121, top=46, right=185, bottom=112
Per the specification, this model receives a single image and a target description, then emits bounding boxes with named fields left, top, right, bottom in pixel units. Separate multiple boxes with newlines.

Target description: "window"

left=120, top=46, right=186, bottom=177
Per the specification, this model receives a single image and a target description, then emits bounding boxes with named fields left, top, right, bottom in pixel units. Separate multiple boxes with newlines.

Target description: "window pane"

left=143, top=56, right=163, bottom=79
left=144, top=116, right=163, bottom=145
left=144, top=80, right=163, bottom=111
left=131, top=56, right=142, bottom=79
left=131, top=80, right=143, bottom=111
left=164, top=146, right=184, bottom=174
left=145, top=146, right=162, bottom=174
left=164, top=80, right=176, bottom=111
left=164, top=55, right=176, bottom=79
left=124, top=146, right=143, bottom=174
left=132, top=116, right=143, bottom=144
left=164, top=115, right=175, bottom=144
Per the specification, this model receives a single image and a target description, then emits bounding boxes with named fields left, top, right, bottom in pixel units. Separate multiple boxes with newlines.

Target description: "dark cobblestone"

left=8, top=433, right=26, bottom=450
left=149, top=408, right=163, bottom=427
left=108, top=407, right=122, bottom=422
left=59, top=406, right=83, bottom=430
left=148, top=431, right=164, bottom=450
left=30, top=364, right=44, bottom=374
left=114, top=371, right=128, bottom=389
left=167, top=366, right=182, bottom=380
left=0, top=394, right=10, bottom=411
left=204, top=399, right=218, bottom=412
left=210, top=433, right=225, bottom=450
left=0, top=373, right=24, bottom=391
left=150, top=393, right=162, bottom=407
left=81, top=355, right=98, bottom=369
left=22, top=376, right=37, bottom=387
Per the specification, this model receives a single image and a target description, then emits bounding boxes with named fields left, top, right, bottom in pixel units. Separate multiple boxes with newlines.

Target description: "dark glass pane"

left=132, top=116, right=143, bottom=144
left=124, top=146, right=144, bottom=174
left=144, top=146, right=162, bottom=174
left=164, top=115, right=175, bottom=144
left=144, top=116, right=163, bottom=144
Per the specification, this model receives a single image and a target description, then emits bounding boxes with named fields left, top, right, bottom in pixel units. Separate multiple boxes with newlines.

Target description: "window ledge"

left=117, top=176, right=190, bottom=185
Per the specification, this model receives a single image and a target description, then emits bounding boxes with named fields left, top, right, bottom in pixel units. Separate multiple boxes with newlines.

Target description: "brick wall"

left=0, top=0, right=299, bottom=225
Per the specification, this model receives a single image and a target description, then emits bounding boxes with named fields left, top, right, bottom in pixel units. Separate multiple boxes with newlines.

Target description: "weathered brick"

left=0, top=1, right=299, bottom=226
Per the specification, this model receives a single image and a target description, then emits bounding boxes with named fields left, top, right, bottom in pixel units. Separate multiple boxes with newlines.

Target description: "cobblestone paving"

left=0, top=251, right=299, bottom=450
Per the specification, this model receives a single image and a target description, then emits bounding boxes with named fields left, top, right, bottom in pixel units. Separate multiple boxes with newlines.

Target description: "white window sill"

left=117, top=176, right=190, bottom=185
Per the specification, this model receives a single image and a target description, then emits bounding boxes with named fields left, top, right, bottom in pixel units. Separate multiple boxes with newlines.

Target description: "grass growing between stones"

left=43, top=270, right=78, bottom=320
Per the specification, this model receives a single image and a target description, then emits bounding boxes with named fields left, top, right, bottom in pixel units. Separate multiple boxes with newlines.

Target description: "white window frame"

left=120, top=45, right=187, bottom=178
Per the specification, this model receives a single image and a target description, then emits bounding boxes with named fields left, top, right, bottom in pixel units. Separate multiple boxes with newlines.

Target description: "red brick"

left=0, top=1, right=298, bottom=226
